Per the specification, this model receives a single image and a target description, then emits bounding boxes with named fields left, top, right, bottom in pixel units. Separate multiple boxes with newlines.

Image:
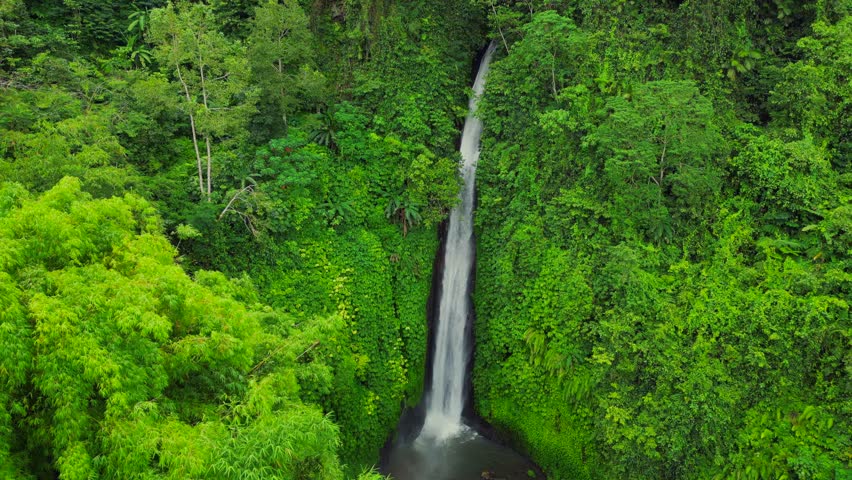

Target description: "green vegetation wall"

left=0, top=178, right=362, bottom=479
left=0, top=0, right=485, bottom=477
left=472, top=2, right=850, bottom=479
left=169, top=2, right=486, bottom=470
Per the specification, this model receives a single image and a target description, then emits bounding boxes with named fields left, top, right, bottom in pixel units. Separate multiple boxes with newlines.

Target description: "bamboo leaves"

left=0, top=180, right=350, bottom=478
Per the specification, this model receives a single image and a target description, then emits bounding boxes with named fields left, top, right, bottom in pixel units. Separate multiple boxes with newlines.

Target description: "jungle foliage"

left=0, top=178, right=348, bottom=479
left=0, top=0, right=483, bottom=477
left=0, top=0, right=849, bottom=479
left=472, top=1, right=850, bottom=479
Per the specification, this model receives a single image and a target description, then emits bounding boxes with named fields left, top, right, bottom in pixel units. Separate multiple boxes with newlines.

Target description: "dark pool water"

left=381, top=427, right=542, bottom=480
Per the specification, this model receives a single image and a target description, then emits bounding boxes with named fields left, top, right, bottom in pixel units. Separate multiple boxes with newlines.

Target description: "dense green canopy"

left=474, top=2, right=849, bottom=479
left=0, top=0, right=848, bottom=479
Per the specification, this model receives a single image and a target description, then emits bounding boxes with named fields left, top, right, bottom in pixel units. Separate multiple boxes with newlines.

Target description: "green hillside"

left=0, top=1, right=848, bottom=479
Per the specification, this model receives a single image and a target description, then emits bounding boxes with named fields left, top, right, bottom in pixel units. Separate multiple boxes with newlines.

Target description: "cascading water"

left=418, top=41, right=497, bottom=443
left=381, top=42, right=540, bottom=480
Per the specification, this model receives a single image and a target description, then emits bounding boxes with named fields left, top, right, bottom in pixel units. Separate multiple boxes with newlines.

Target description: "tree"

left=769, top=15, right=851, bottom=168
left=0, top=178, right=355, bottom=478
left=148, top=2, right=258, bottom=201
left=247, top=0, right=325, bottom=141
left=478, top=10, right=595, bottom=141
left=0, top=82, right=144, bottom=197
left=515, top=11, right=587, bottom=99
left=588, top=80, right=725, bottom=240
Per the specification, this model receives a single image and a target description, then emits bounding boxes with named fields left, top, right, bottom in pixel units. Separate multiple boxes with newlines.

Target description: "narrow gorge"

left=381, top=43, right=541, bottom=480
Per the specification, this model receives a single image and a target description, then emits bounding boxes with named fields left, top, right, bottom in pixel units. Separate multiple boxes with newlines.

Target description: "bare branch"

left=491, top=1, right=510, bottom=54
left=295, top=341, right=321, bottom=361
left=218, top=185, right=255, bottom=220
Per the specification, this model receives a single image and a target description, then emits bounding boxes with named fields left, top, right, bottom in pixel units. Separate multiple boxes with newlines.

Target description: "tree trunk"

left=491, top=1, right=510, bottom=54
left=176, top=66, right=205, bottom=196
left=205, top=135, right=213, bottom=201
left=199, top=62, right=213, bottom=201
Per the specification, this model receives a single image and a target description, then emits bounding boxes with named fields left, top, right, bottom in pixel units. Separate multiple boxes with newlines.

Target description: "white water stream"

left=418, top=42, right=497, bottom=443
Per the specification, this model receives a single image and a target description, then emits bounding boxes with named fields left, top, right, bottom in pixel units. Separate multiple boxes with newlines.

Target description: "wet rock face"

left=379, top=41, right=544, bottom=480
left=419, top=41, right=497, bottom=442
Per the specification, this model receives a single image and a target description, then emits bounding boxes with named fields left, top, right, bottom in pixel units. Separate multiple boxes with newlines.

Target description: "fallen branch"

left=248, top=340, right=321, bottom=376
left=218, top=184, right=254, bottom=220
left=295, top=341, right=321, bottom=361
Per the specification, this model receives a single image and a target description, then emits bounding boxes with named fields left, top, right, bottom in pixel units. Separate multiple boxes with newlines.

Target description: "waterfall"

left=418, top=42, right=497, bottom=443
left=381, top=43, right=541, bottom=480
